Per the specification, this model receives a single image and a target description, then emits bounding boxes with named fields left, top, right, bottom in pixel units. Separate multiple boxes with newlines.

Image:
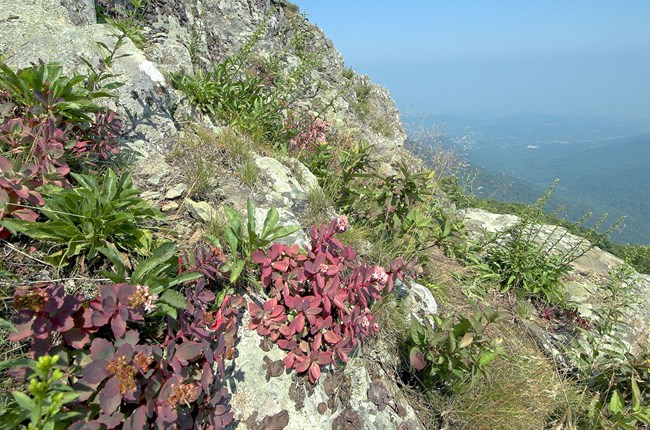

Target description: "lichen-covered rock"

left=0, top=0, right=178, bottom=153
left=226, top=293, right=423, bottom=430
left=60, top=0, right=95, bottom=26
left=133, top=0, right=407, bottom=159
left=394, top=280, right=438, bottom=325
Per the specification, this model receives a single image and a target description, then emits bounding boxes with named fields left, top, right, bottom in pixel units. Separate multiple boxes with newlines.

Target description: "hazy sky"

left=293, top=1, right=650, bottom=118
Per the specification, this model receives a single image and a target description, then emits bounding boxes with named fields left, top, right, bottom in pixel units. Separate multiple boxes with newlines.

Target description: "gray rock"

left=161, top=201, right=179, bottom=212
left=0, top=0, right=178, bottom=155
left=59, top=0, right=95, bottom=26
left=165, top=183, right=188, bottom=200
left=254, top=155, right=313, bottom=218
left=226, top=293, right=423, bottom=430
left=140, top=191, right=161, bottom=202
left=184, top=198, right=218, bottom=223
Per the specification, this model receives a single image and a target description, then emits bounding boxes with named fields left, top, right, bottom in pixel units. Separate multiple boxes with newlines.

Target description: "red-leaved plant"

left=249, top=215, right=416, bottom=383
left=9, top=262, right=243, bottom=428
left=0, top=79, right=122, bottom=237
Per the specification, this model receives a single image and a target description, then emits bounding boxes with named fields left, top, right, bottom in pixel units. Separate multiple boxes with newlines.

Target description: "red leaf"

left=308, top=362, right=321, bottom=383
left=252, top=249, right=268, bottom=264
left=175, top=341, right=203, bottom=362
left=289, top=313, right=305, bottom=334
left=324, top=330, right=342, bottom=344
left=272, top=260, right=290, bottom=272
left=7, top=322, right=32, bottom=342
left=410, top=347, right=426, bottom=371
left=295, top=357, right=311, bottom=373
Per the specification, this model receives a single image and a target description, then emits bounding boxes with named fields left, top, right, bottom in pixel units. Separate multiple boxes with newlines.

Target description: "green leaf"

left=267, top=225, right=300, bottom=241
left=609, top=390, right=623, bottom=414
left=631, top=377, right=641, bottom=410
left=247, top=199, right=257, bottom=244
left=478, top=351, right=499, bottom=368
left=459, top=332, right=474, bottom=349
left=261, top=206, right=279, bottom=238
left=229, top=260, right=245, bottom=283
left=204, top=234, right=221, bottom=249
left=11, top=391, right=35, bottom=410
left=0, top=358, right=34, bottom=370
left=155, top=302, right=178, bottom=319
left=165, top=272, right=203, bottom=288
left=410, top=318, right=427, bottom=345
left=100, top=169, right=118, bottom=202
left=224, top=227, right=239, bottom=255
left=158, top=289, right=187, bottom=310
left=131, top=242, right=176, bottom=284
left=0, top=318, right=16, bottom=333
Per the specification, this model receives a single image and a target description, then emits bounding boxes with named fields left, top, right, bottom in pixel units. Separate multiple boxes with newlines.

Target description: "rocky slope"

left=2, top=1, right=648, bottom=429
left=0, top=1, right=429, bottom=428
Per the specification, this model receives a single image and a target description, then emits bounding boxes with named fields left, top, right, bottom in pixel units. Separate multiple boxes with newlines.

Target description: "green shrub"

left=408, top=305, right=505, bottom=388
left=566, top=264, right=650, bottom=428
left=0, top=355, right=80, bottom=429
left=622, top=244, right=650, bottom=275
left=478, top=182, right=620, bottom=305
left=0, top=169, right=162, bottom=267
left=170, top=17, right=326, bottom=149
left=97, top=0, right=150, bottom=49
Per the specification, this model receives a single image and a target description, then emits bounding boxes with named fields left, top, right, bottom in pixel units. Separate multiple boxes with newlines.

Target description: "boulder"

left=226, top=293, right=423, bottom=430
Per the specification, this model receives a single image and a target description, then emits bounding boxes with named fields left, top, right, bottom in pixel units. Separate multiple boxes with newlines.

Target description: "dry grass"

left=168, top=125, right=261, bottom=199
left=368, top=244, right=593, bottom=430
left=438, top=322, right=588, bottom=430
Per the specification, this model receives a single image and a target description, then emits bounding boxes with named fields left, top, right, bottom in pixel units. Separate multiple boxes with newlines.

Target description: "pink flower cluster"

left=285, top=112, right=332, bottom=152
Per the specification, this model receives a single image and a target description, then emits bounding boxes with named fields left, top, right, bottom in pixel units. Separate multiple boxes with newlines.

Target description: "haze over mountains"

left=405, top=113, right=650, bottom=245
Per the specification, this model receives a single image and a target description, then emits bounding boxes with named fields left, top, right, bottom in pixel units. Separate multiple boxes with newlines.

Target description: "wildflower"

left=14, top=288, right=49, bottom=312
left=107, top=355, right=137, bottom=394
left=133, top=352, right=154, bottom=373
left=129, top=284, right=158, bottom=313
left=370, top=266, right=389, bottom=285
left=166, top=383, right=200, bottom=408
left=319, top=263, right=329, bottom=274
left=335, top=215, right=349, bottom=233
left=359, top=315, right=370, bottom=329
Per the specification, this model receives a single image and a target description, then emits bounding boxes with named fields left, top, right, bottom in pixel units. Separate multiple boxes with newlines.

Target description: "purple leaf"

left=99, top=377, right=122, bottom=416
left=90, top=338, right=115, bottom=360
left=111, top=315, right=127, bottom=339
left=175, top=341, right=203, bottom=362
left=81, top=360, right=110, bottom=384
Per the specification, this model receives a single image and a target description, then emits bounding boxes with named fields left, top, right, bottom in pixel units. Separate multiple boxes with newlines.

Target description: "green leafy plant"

left=206, top=199, right=300, bottom=283
left=357, top=161, right=434, bottom=232
left=564, top=264, right=650, bottom=428
left=478, top=182, right=621, bottom=304
left=0, top=169, right=162, bottom=266
left=97, top=0, right=150, bottom=49
left=0, top=355, right=80, bottom=429
left=409, top=305, right=505, bottom=388
left=588, top=377, right=650, bottom=429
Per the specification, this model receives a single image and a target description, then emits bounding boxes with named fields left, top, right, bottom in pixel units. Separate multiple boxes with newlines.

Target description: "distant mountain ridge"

left=406, top=113, right=650, bottom=244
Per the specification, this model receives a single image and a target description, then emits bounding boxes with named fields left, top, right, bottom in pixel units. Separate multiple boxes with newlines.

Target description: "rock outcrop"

left=0, top=1, right=429, bottom=428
